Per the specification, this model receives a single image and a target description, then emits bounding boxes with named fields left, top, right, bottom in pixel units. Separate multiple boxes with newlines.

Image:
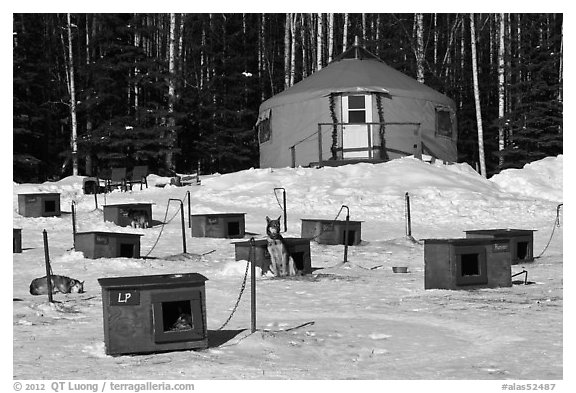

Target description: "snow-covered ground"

left=11, top=156, right=564, bottom=383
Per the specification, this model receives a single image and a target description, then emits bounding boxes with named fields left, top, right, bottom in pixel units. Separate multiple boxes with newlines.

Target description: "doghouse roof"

left=260, top=43, right=455, bottom=111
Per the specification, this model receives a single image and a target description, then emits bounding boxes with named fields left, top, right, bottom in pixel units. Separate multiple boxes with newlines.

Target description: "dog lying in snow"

left=266, top=216, right=302, bottom=277
left=29, top=275, right=85, bottom=295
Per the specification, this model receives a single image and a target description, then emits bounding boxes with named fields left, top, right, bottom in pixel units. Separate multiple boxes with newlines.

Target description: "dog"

left=127, top=209, right=149, bottom=229
left=29, top=275, right=85, bottom=296
left=266, top=216, right=301, bottom=277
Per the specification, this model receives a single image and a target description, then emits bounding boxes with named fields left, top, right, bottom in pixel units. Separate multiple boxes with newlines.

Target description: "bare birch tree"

left=498, top=13, right=506, bottom=168
left=343, top=13, right=349, bottom=51
left=66, top=13, right=78, bottom=176
left=290, top=13, right=297, bottom=86
left=327, top=13, right=334, bottom=63
left=316, top=13, right=323, bottom=70
left=415, top=13, right=425, bottom=83
left=166, top=13, right=177, bottom=171
left=470, top=13, right=487, bottom=177
left=284, top=13, right=291, bottom=89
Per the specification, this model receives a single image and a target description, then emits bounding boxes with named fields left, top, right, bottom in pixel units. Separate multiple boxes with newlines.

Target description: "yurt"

left=256, top=43, right=458, bottom=168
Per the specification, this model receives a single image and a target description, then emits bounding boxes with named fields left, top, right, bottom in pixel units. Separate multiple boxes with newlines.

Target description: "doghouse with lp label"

left=301, top=218, right=362, bottom=245
left=464, top=229, right=535, bottom=264
left=103, top=203, right=153, bottom=228
left=74, top=231, right=143, bottom=259
left=98, top=273, right=208, bottom=355
left=191, top=213, right=245, bottom=238
left=424, top=238, right=512, bottom=290
left=234, top=238, right=312, bottom=275
left=17, top=193, right=61, bottom=217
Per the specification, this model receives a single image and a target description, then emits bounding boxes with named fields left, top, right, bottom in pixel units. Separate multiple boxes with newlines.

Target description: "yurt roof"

left=260, top=44, right=455, bottom=110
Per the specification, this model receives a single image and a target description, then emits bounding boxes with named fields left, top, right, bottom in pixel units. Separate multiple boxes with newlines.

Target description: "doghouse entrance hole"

left=228, top=221, right=240, bottom=237
left=44, top=200, right=56, bottom=213
left=517, top=241, right=529, bottom=260
left=460, top=253, right=480, bottom=276
left=342, top=230, right=356, bottom=246
left=119, top=243, right=135, bottom=258
left=162, top=300, right=194, bottom=332
left=292, top=252, right=305, bottom=271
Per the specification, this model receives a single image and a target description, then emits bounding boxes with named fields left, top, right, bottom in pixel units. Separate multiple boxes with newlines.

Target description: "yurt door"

left=342, top=95, right=373, bottom=158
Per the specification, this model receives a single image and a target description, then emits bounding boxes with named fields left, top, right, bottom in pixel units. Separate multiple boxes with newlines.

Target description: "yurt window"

left=343, top=95, right=372, bottom=124
left=435, top=108, right=453, bottom=138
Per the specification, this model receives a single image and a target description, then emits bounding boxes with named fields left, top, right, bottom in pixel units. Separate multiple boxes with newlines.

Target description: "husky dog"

left=29, top=275, right=85, bottom=296
left=127, top=209, right=149, bottom=229
left=266, top=216, right=301, bottom=277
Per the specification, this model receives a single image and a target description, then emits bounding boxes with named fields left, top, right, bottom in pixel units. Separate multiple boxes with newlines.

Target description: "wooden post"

left=343, top=205, right=350, bottom=263
left=250, top=237, right=256, bottom=333
left=71, top=202, right=76, bottom=249
left=42, top=230, right=54, bottom=303
left=317, top=124, right=323, bottom=166
left=290, top=146, right=296, bottom=168
left=180, top=201, right=187, bottom=254
left=405, top=192, right=412, bottom=238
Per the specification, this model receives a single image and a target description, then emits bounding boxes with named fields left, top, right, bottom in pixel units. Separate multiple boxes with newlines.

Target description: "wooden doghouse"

left=301, top=218, right=362, bottom=245
left=74, top=231, right=143, bottom=259
left=98, top=273, right=208, bottom=355
left=191, top=213, right=245, bottom=238
left=234, top=238, right=312, bottom=275
left=17, top=193, right=61, bottom=217
left=103, top=203, right=153, bottom=228
left=424, top=238, right=512, bottom=290
left=13, top=228, right=22, bottom=253
left=464, top=229, right=535, bottom=264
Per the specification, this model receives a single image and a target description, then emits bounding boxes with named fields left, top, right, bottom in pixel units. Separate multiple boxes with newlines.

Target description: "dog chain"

left=535, top=203, right=563, bottom=259
left=217, top=243, right=253, bottom=331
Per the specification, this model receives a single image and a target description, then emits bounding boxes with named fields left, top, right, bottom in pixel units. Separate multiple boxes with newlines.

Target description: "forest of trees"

left=13, top=13, right=563, bottom=182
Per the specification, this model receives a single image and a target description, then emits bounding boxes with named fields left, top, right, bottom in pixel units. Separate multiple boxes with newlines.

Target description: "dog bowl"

left=392, top=266, right=409, bottom=273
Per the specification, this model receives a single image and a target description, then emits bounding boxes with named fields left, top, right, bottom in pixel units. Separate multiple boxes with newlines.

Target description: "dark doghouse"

left=103, top=203, right=153, bottom=228
left=234, top=238, right=312, bottom=275
left=98, top=273, right=208, bottom=355
left=83, top=177, right=106, bottom=194
left=191, top=213, right=245, bottom=238
left=74, top=231, right=143, bottom=259
left=464, top=229, right=535, bottom=264
left=17, top=193, right=61, bottom=217
left=424, top=238, right=512, bottom=290
left=13, top=228, right=22, bottom=253
left=301, top=218, right=362, bottom=245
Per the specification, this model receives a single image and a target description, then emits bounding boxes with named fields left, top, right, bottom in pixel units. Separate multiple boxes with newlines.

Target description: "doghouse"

left=13, top=228, right=22, bottom=253
left=464, top=229, right=535, bottom=264
left=191, top=213, right=245, bottom=238
left=103, top=203, right=153, bottom=228
left=74, top=231, right=143, bottom=259
left=98, top=273, right=208, bottom=355
left=83, top=177, right=105, bottom=194
left=301, top=218, right=362, bottom=245
left=17, top=193, right=61, bottom=217
left=424, top=238, right=512, bottom=290
left=234, top=238, right=312, bottom=275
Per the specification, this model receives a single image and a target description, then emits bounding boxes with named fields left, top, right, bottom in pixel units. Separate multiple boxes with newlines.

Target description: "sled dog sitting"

left=29, top=275, right=85, bottom=296
left=127, top=209, right=149, bottom=229
left=265, top=216, right=301, bottom=277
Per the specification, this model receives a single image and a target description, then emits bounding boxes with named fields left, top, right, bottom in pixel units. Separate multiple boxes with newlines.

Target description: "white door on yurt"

left=342, top=95, right=373, bottom=158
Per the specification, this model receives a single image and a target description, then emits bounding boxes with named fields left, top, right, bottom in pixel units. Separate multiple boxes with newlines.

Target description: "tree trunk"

left=66, top=13, right=78, bottom=176
left=316, top=13, right=323, bottom=70
left=284, top=13, right=291, bottom=89
left=327, top=13, right=334, bottom=63
left=290, top=13, right=297, bottom=86
left=166, top=13, right=177, bottom=172
left=343, top=13, right=349, bottom=51
left=470, top=13, right=487, bottom=177
left=498, top=13, right=506, bottom=168
left=415, top=13, right=425, bottom=83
